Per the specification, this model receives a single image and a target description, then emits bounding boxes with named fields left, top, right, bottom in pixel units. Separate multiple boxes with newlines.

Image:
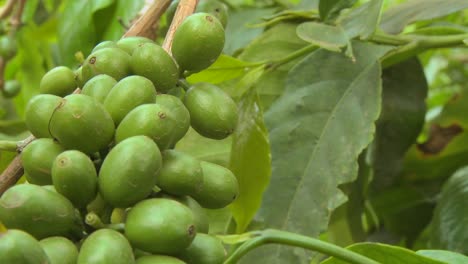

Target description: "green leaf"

left=229, top=89, right=271, bottom=233
left=417, top=250, right=468, bottom=263
left=245, top=42, right=392, bottom=263
left=338, top=0, right=384, bottom=39
left=102, top=0, right=145, bottom=40
left=319, top=0, right=357, bottom=22
left=380, top=0, right=468, bottom=34
left=296, top=22, right=348, bottom=52
left=433, top=88, right=468, bottom=129
left=322, top=243, right=447, bottom=264
left=368, top=58, right=428, bottom=191
left=187, top=55, right=256, bottom=85
left=57, top=0, right=115, bottom=67
left=429, top=166, right=468, bottom=254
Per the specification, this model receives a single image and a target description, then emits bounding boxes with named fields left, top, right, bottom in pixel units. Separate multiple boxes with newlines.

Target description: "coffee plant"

left=0, top=0, right=467, bottom=263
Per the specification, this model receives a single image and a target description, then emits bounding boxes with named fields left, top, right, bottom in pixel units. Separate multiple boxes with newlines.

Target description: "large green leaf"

left=243, top=42, right=391, bottom=263
left=338, top=0, right=384, bottom=39
left=319, top=0, right=357, bottom=22
left=187, top=55, right=254, bottom=85
left=429, top=166, right=468, bottom=254
left=380, top=0, right=468, bottom=34
left=322, top=243, right=447, bottom=264
left=57, top=0, right=115, bottom=66
left=368, top=58, right=428, bottom=191
left=229, top=89, right=271, bottom=233
left=417, top=250, right=468, bottom=264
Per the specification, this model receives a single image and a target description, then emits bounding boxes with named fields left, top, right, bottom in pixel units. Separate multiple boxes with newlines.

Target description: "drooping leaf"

left=319, top=0, right=357, bottom=22
left=296, top=22, right=348, bottom=52
left=380, top=0, right=468, bottom=34
left=338, top=0, right=384, bottom=39
left=243, top=42, right=392, bottom=263
left=368, top=58, right=428, bottom=191
left=429, top=166, right=468, bottom=254
left=229, top=89, right=271, bottom=233
left=417, top=250, right=468, bottom=264
left=322, top=243, right=447, bottom=264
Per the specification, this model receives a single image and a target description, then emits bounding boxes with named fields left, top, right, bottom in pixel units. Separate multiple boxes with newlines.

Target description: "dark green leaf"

left=244, top=42, right=391, bottom=263
left=319, top=0, right=357, bottom=21
left=229, top=89, right=271, bottom=233
left=417, top=250, right=468, bottom=264
left=322, top=243, right=447, bottom=264
left=296, top=22, right=348, bottom=52
left=380, top=0, right=468, bottom=34
left=429, top=166, right=468, bottom=254
left=338, top=0, right=384, bottom=39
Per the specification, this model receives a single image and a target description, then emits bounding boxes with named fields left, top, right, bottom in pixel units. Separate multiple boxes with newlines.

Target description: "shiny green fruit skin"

left=184, top=83, right=237, bottom=139
left=178, top=234, right=226, bottom=264
left=77, top=229, right=135, bottom=264
left=137, top=255, right=186, bottom=264
left=104, top=75, right=157, bottom=125
left=192, top=161, right=238, bottom=209
left=2, top=80, right=21, bottom=98
left=196, top=0, right=228, bottom=27
left=172, top=13, right=225, bottom=72
left=52, top=150, right=98, bottom=209
left=156, top=150, right=203, bottom=196
left=117, top=36, right=153, bottom=55
left=99, top=136, right=162, bottom=207
left=81, top=74, right=117, bottom=103
left=92, top=41, right=118, bottom=53
left=39, top=237, right=78, bottom=264
left=22, top=138, right=65, bottom=185
left=24, top=94, right=62, bottom=138
left=82, top=48, right=131, bottom=82
left=131, top=42, right=178, bottom=93
left=115, top=104, right=179, bottom=150
left=40, top=66, right=76, bottom=97
left=0, top=184, right=79, bottom=239
left=156, top=94, right=190, bottom=143
left=0, top=35, right=17, bottom=60
left=49, top=94, right=115, bottom=154
left=125, top=198, right=196, bottom=255
left=0, top=229, right=50, bottom=264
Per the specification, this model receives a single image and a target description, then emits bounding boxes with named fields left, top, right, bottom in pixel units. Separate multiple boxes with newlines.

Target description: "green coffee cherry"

left=74, top=66, right=85, bottom=88
left=0, top=35, right=17, bottom=60
left=0, top=229, right=50, bottom=264
left=156, top=150, right=203, bottom=196
left=117, top=36, right=153, bottom=55
left=104, top=75, right=157, bottom=125
left=21, top=138, right=65, bottom=185
left=115, top=103, right=180, bottom=150
left=178, top=233, right=226, bottom=264
left=82, top=48, right=131, bottom=82
left=92, top=41, right=118, bottom=53
left=125, top=198, right=196, bottom=255
left=0, top=184, right=80, bottom=239
left=184, top=83, right=237, bottom=139
left=131, top=42, right=179, bottom=93
left=81, top=74, right=117, bottom=103
left=137, top=255, right=187, bottom=264
left=99, top=136, right=162, bottom=207
left=77, top=229, right=135, bottom=264
left=49, top=94, right=115, bottom=154
left=166, top=0, right=179, bottom=25
left=192, top=161, right=239, bottom=209
left=2, top=80, right=21, bottom=98
left=40, top=66, right=77, bottom=96
left=52, top=150, right=98, bottom=209
left=24, top=94, right=62, bottom=138
left=172, top=13, right=225, bottom=72
left=39, top=237, right=78, bottom=264
left=156, top=94, right=190, bottom=143
left=196, top=0, right=229, bottom=27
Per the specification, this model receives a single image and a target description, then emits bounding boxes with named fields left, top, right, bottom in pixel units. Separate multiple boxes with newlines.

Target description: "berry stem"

left=224, top=229, right=380, bottom=264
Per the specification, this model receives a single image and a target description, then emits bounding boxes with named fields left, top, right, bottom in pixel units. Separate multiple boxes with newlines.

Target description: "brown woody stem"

left=162, top=0, right=199, bottom=53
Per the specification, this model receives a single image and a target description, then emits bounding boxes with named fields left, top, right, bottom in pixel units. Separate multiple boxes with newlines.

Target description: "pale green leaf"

left=338, top=0, right=384, bottom=39
left=417, top=250, right=468, bottom=263
left=296, top=22, right=348, bottom=52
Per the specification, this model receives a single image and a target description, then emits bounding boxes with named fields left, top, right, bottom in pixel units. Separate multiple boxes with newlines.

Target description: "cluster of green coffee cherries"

left=0, top=5, right=238, bottom=264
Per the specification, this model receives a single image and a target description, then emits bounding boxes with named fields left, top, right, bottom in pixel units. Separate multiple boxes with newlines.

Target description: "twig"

left=0, top=155, right=23, bottom=194
left=162, top=0, right=199, bottom=53
left=10, top=0, right=26, bottom=28
left=123, top=0, right=171, bottom=38
left=0, top=0, right=16, bottom=19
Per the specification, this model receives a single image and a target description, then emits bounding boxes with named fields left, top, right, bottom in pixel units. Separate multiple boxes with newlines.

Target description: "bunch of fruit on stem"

left=0, top=2, right=237, bottom=263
